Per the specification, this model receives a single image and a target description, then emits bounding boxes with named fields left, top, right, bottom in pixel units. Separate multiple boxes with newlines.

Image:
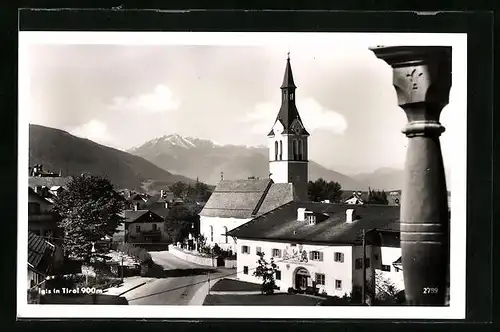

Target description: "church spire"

left=281, top=53, right=296, bottom=89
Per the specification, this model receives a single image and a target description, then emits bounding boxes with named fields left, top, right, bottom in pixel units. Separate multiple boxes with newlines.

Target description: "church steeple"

left=268, top=54, right=309, bottom=138
left=268, top=54, right=310, bottom=202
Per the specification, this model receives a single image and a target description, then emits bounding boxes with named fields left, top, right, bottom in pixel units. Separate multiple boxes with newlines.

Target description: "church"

left=199, top=55, right=310, bottom=251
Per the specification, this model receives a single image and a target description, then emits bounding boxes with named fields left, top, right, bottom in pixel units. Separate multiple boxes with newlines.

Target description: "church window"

left=279, top=140, right=283, bottom=160
left=274, top=141, right=278, bottom=160
left=210, top=225, right=214, bottom=242
left=292, top=140, right=298, bottom=160
left=290, top=93, right=294, bottom=100
left=298, top=140, right=303, bottom=160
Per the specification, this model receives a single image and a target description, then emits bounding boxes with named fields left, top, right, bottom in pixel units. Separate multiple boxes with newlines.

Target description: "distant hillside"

left=28, top=124, right=194, bottom=192
left=351, top=167, right=452, bottom=191
left=128, top=134, right=366, bottom=190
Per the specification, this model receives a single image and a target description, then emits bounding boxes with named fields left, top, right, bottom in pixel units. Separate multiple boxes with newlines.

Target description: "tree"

left=53, top=174, right=125, bottom=262
left=307, top=178, right=342, bottom=202
left=367, top=188, right=389, bottom=205
left=163, top=204, right=200, bottom=243
left=253, top=252, right=279, bottom=295
left=171, top=181, right=188, bottom=198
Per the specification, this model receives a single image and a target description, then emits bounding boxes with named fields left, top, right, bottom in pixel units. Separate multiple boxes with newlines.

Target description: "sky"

left=26, top=35, right=458, bottom=175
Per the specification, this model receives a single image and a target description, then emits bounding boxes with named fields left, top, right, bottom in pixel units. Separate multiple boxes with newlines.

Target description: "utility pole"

left=361, top=229, right=366, bottom=305
left=207, top=271, right=211, bottom=296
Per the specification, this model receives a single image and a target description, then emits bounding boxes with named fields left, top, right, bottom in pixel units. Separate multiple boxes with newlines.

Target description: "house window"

left=315, top=273, right=325, bottom=285
left=224, top=226, right=228, bottom=243
left=382, top=264, right=391, bottom=272
left=152, top=224, right=158, bottom=231
left=290, top=93, right=294, bottom=100
left=136, top=225, right=141, bottom=233
left=210, top=225, right=213, bottom=242
left=334, top=252, right=344, bottom=263
left=241, top=245, right=250, bottom=254
left=275, top=270, right=281, bottom=280
left=365, top=258, right=371, bottom=268
left=310, top=251, right=323, bottom=261
left=272, top=248, right=282, bottom=258
left=243, top=266, right=249, bottom=274
left=279, top=140, right=283, bottom=160
left=335, top=279, right=342, bottom=290
left=307, top=214, right=316, bottom=225
left=274, top=141, right=278, bottom=160
left=256, top=246, right=262, bottom=254
left=374, top=254, right=379, bottom=261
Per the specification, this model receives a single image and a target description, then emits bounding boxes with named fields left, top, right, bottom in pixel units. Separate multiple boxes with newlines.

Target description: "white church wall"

left=199, top=216, right=252, bottom=251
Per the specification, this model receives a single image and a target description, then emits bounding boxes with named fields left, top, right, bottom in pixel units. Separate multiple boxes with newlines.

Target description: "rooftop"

left=228, top=201, right=400, bottom=245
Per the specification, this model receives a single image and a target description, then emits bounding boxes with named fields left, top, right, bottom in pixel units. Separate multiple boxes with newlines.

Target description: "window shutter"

left=340, top=253, right=344, bottom=263
left=319, top=252, right=324, bottom=261
left=309, top=251, right=313, bottom=260
left=241, top=246, right=244, bottom=254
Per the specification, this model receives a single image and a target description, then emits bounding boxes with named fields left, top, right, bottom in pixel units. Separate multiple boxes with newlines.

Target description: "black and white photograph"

left=18, top=31, right=467, bottom=319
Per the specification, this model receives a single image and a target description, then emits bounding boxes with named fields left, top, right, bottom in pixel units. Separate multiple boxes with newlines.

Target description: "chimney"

left=134, top=203, right=139, bottom=211
left=346, top=209, right=355, bottom=223
left=160, top=190, right=164, bottom=198
left=297, top=208, right=306, bottom=221
left=165, top=201, right=169, bottom=209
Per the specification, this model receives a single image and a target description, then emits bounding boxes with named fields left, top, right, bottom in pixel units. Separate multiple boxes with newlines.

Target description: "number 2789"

left=423, top=287, right=439, bottom=294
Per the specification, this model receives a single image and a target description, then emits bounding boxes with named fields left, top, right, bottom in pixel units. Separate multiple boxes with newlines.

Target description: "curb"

left=118, top=282, right=147, bottom=296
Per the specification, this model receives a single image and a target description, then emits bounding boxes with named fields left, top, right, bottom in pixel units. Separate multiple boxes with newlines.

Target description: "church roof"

left=199, top=179, right=295, bottom=219
left=228, top=201, right=400, bottom=245
left=281, top=56, right=296, bottom=89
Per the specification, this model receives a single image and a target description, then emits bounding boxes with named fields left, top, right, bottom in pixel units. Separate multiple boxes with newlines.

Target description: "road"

left=122, top=250, right=232, bottom=305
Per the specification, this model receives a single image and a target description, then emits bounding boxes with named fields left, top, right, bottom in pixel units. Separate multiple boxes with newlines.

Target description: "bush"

left=117, top=242, right=152, bottom=264
left=287, top=287, right=296, bottom=294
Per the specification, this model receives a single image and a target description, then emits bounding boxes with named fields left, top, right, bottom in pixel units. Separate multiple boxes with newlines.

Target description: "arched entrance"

left=294, top=267, right=310, bottom=291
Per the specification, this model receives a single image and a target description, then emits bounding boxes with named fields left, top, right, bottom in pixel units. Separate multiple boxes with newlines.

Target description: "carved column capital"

left=370, top=46, right=452, bottom=137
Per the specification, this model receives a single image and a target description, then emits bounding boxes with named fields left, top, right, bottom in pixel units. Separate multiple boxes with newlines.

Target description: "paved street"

left=122, top=251, right=232, bottom=305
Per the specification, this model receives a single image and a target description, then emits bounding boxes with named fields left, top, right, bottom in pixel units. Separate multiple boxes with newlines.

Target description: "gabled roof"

left=123, top=209, right=164, bottom=223
left=29, top=176, right=72, bottom=190
left=199, top=179, right=294, bottom=219
left=28, top=232, right=55, bottom=276
left=228, top=201, right=400, bottom=245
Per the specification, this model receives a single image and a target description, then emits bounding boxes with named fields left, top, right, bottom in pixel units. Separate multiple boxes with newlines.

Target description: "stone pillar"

left=370, top=46, right=451, bottom=305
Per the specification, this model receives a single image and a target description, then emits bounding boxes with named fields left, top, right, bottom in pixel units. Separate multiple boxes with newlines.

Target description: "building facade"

left=229, top=201, right=403, bottom=298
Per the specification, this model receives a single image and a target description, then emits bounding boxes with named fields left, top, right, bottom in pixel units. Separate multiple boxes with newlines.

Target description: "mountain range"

left=128, top=134, right=368, bottom=190
left=29, top=125, right=450, bottom=193
left=28, top=124, right=194, bottom=192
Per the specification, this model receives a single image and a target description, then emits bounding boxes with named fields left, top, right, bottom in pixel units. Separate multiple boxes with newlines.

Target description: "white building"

left=199, top=55, right=309, bottom=250
left=228, top=201, right=403, bottom=298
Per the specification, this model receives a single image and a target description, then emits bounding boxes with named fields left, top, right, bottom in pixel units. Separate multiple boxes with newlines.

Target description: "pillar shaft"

left=370, top=46, right=451, bottom=305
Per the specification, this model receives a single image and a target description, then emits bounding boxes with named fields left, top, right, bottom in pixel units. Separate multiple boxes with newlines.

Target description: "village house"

left=27, top=231, right=56, bottom=303
left=199, top=55, right=309, bottom=251
left=123, top=209, right=168, bottom=244
left=228, top=201, right=402, bottom=298
left=28, top=187, right=64, bottom=269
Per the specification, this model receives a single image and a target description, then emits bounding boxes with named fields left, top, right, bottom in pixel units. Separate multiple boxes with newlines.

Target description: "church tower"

left=268, top=54, right=309, bottom=201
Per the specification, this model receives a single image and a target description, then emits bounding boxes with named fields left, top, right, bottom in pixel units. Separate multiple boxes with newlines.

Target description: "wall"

left=224, top=259, right=237, bottom=269
left=128, top=221, right=163, bottom=237
left=168, top=244, right=215, bottom=267
left=199, top=216, right=251, bottom=250
left=236, top=238, right=353, bottom=297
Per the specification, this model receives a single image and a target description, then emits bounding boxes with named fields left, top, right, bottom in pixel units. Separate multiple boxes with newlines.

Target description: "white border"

left=18, top=32, right=467, bottom=320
